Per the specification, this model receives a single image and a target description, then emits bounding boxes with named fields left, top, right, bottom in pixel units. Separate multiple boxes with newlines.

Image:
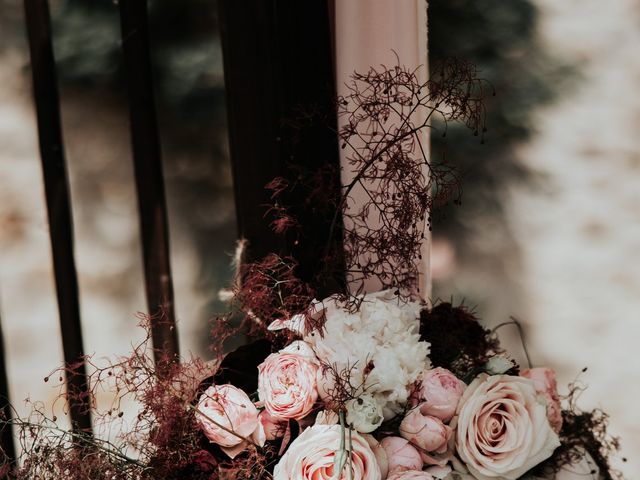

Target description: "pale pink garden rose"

left=387, top=470, right=434, bottom=480
left=380, top=436, right=423, bottom=473
left=412, top=367, right=466, bottom=423
left=258, top=343, right=319, bottom=421
left=456, top=374, right=561, bottom=480
left=196, top=384, right=265, bottom=458
left=258, top=409, right=286, bottom=441
left=364, top=435, right=389, bottom=479
left=400, top=404, right=453, bottom=464
left=314, top=409, right=339, bottom=425
left=272, top=425, right=382, bottom=480
left=521, top=367, right=563, bottom=433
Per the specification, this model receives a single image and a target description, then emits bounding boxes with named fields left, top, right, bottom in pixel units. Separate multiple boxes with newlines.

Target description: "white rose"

left=455, top=374, right=560, bottom=480
left=484, top=356, right=515, bottom=375
left=346, top=394, right=384, bottom=433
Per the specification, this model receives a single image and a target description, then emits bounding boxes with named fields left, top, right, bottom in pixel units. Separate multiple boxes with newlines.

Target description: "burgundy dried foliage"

left=230, top=253, right=318, bottom=339
left=336, top=59, right=488, bottom=298
left=265, top=178, right=300, bottom=236
left=5, top=316, right=228, bottom=479
left=419, top=301, right=502, bottom=381
left=317, top=361, right=370, bottom=413
left=532, top=378, right=624, bottom=480
left=267, top=59, right=489, bottom=307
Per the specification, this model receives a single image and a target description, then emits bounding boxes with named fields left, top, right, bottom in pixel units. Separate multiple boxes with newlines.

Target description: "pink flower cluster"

left=197, top=341, right=319, bottom=456
left=385, top=368, right=465, bottom=476
left=195, top=341, right=564, bottom=479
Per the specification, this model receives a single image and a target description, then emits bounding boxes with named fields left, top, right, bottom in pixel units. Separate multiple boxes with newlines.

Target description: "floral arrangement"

left=186, top=291, right=618, bottom=480
left=1, top=60, right=624, bottom=479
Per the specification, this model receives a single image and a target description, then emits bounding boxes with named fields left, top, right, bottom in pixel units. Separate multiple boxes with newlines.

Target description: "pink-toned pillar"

left=334, top=0, right=431, bottom=298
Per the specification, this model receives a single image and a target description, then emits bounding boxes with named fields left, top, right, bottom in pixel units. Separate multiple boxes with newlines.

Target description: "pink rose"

left=400, top=404, right=452, bottom=464
left=412, top=367, right=466, bottom=422
left=456, top=374, right=561, bottom=480
left=259, top=409, right=286, bottom=440
left=196, top=384, right=265, bottom=458
left=272, top=425, right=382, bottom=480
left=258, top=342, right=319, bottom=421
left=521, top=367, right=563, bottom=433
left=380, top=436, right=423, bottom=473
left=387, top=471, right=434, bottom=480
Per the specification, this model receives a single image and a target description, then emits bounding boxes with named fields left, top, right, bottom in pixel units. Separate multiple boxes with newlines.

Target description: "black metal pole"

left=23, top=0, right=92, bottom=434
left=0, top=307, right=16, bottom=475
left=218, top=0, right=344, bottom=296
left=118, top=0, right=179, bottom=369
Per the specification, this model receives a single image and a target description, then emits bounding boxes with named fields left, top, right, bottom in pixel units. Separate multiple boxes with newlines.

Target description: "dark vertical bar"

left=0, top=310, right=16, bottom=473
left=23, top=0, right=92, bottom=433
left=218, top=0, right=343, bottom=296
left=118, top=0, right=179, bottom=368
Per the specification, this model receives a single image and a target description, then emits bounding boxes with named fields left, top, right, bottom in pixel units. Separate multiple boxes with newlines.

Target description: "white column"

left=334, top=0, right=431, bottom=298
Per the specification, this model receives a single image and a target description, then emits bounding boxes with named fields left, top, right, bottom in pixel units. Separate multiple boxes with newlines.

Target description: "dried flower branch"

left=266, top=58, right=490, bottom=307
left=4, top=318, right=225, bottom=479
left=335, top=58, right=489, bottom=300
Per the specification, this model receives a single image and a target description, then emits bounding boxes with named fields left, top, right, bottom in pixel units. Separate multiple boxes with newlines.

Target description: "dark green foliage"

left=52, top=0, right=224, bottom=119
left=429, top=0, right=572, bottom=272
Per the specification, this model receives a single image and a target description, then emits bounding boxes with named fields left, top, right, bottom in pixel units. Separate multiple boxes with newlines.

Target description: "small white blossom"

left=484, top=356, right=514, bottom=375
left=346, top=394, right=384, bottom=433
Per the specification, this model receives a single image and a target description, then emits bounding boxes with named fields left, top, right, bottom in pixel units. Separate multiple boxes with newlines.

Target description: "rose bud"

left=196, top=384, right=265, bottom=458
left=380, top=436, right=423, bottom=473
left=400, top=404, right=452, bottom=455
left=345, top=394, right=384, bottom=433
left=521, top=367, right=563, bottom=433
left=259, top=409, right=286, bottom=441
left=364, top=435, right=389, bottom=479
left=412, top=367, right=465, bottom=423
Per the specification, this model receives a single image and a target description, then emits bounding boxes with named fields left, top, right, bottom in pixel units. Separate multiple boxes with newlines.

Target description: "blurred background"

left=0, top=0, right=638, bottom=476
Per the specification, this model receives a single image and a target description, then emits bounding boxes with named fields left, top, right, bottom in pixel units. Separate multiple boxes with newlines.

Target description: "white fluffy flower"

left=305, top=290, right=430, bottom=418
left=346, top=394, right=384, bottom=433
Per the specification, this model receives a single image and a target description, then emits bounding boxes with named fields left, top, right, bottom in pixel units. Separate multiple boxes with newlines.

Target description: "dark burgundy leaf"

left=212, top=339, right=273, bottom=394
